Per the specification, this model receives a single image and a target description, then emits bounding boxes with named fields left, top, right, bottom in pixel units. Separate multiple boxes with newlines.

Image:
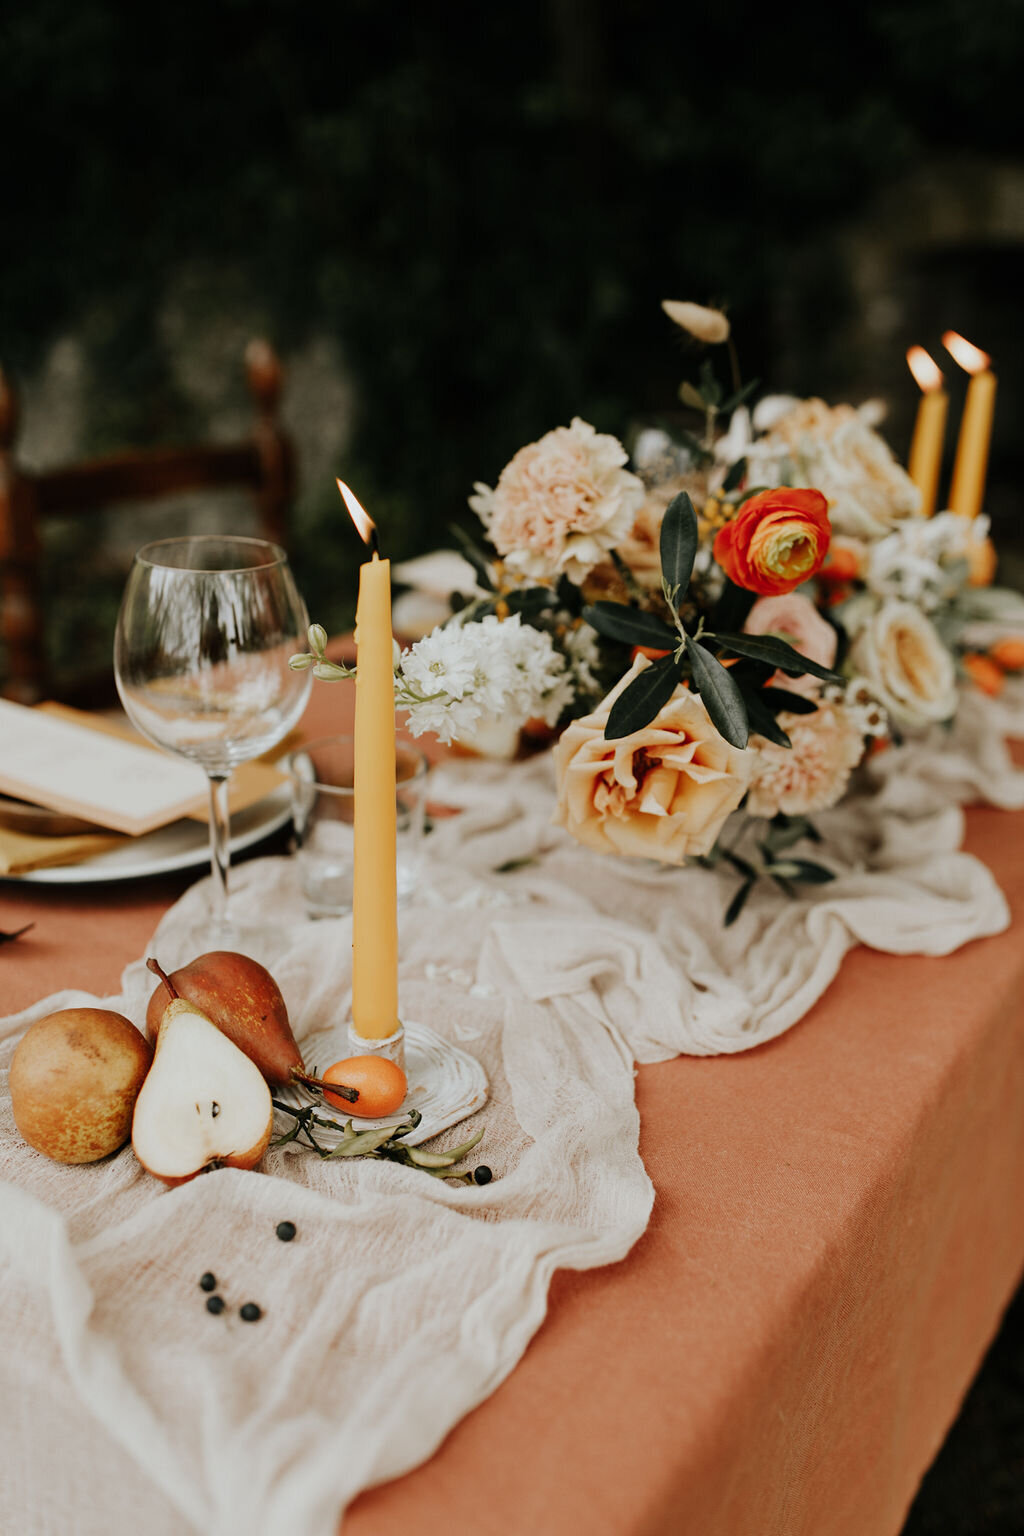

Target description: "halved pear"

left=132, top=998, right=273, bottom=1186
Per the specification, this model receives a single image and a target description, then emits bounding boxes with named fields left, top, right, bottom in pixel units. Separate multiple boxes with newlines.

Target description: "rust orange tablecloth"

left=2, top=675, right=1022, bottom=1536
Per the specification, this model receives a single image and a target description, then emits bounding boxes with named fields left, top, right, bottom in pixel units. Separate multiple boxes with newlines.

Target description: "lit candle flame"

left=942, top=332, right=991, bottom=376
left=337, top=479, right=378, bottom=551
left=906, top=346, right=944, bottom=393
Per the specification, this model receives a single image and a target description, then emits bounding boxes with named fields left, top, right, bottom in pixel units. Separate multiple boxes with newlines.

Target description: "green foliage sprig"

left=583, top=492, right=842, bottom=747
left=270, top=1102, right=490, bottom=1185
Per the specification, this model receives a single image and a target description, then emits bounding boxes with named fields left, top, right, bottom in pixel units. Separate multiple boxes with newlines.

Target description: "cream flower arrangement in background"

left=747, top=398, right=921, bottom=540
left=469, top=417, right=644, bottom=585
left=850, top=600, right=958, bottom=730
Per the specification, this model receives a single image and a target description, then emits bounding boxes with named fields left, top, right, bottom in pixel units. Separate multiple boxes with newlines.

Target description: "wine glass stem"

left=207, top=771, right=232, bottom=931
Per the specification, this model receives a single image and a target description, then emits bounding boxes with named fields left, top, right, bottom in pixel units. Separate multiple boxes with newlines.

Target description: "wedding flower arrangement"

left=299, top=302, right=1024, bottom=921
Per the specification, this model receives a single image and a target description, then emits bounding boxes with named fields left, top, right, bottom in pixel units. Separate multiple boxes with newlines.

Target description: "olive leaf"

left=504, top=586, right=555, bottom=617
left=583, top=602, right=677, bottom=650
left=604, top=655, right=682, bottom=740
left=659, top=491, right=699, bottom=608
left=761, top=686, right=819, bottom=715
left=724, top=877, right=755, bottom=927
left=711, top=632, right=843, bottom=683
left=722, top=457, right=747, bottom=493
left=718, top=378, right=760, bottom=415
left=712, top=577, right=757, bottom=634
left=739, top=687, right=791, bottom=748
left=772, top=860, right=836, bottom=884
left=679, top=380, right=707, bottom=412
left=449, top=525, right=496, bottom=591
left=700, top=359, right=723, bottom=408
left=684, top=636, right=749, bottom=749
left=762, top=814, right=820, bottom=853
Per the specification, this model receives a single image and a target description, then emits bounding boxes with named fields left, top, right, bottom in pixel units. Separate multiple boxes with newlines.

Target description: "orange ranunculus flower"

left=991, top=637, right=1024, bottom=672
left=713, top=488, right=831, bottom=596
left=963, top=653, right=1004, bottom=697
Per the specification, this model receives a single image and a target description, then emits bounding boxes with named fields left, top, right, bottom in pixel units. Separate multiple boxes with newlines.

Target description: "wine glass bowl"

left=114, top=535, right=312, bottom=932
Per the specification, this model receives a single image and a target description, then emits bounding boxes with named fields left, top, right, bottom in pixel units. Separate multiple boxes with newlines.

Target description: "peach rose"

left=552, top=657, right=752, bottom=863
left=469, top=418, right=644, bottom=585
left=747, top=699, right=865, bottom=817
left=850, top=600, right=958, bottom=730
left=713, top=487, right=831, bottom=596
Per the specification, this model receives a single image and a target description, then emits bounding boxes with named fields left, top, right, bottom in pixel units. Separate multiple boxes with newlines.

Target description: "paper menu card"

left=36, top=704, right=289, bottom=827
left=0, top=700, right=285, bottom=837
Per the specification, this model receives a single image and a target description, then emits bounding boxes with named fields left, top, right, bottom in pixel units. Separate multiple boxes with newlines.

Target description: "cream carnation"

left=746, top=398, right=921, bottom=540
left=747, top=698, right=865, bottom=817
left=553, top=657, right=752, bottom=863
left=849, top=600, right=958, bottom=730
left=469, top=418, right=644, bottom=585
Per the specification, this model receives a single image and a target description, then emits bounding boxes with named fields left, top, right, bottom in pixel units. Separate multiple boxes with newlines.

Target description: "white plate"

left=3, top=785, right=293, bottom=885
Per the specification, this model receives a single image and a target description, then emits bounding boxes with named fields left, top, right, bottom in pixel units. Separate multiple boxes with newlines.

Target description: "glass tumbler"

left=289, top=734, right=428, bottom=919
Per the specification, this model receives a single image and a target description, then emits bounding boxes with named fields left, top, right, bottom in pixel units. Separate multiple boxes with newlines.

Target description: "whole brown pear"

left=10, top=1009, right=153, bottom=1164
left=145, top=951, right=303, bottom=1086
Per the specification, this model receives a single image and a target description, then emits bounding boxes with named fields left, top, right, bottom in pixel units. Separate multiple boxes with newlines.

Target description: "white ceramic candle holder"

left=346, top=1022, right=406, bottom=1072
left=279, top=1019, right=487, bottom=1147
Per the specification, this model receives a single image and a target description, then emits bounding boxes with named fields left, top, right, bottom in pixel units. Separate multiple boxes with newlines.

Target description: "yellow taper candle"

left=906, top=346, right=948, bottom=518
left=944, top=332, right=996, bottom=519
left=339, top=479, right=399, bottom=1040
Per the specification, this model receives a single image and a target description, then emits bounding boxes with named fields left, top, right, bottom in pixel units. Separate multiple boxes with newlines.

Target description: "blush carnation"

left=747, top=699, right=865, bottom=817
left=469, top=418, right=644, bottom=585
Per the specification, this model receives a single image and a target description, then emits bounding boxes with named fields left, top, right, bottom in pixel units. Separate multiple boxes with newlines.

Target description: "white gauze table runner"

left=1, top=686, right=1022, bottom=1536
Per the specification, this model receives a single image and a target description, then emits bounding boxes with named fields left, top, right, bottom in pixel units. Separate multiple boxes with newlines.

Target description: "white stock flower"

left=397, top=614, right=572, bottom=745
left=864, top=512, right=990, bottom=611
left=469, top=418, right=644, bottom=585
left=849, top=600, right=958, bottom=730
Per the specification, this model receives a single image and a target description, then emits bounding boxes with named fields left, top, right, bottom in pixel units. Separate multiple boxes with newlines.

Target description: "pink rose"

left=743, top=593, right=838, bottom=673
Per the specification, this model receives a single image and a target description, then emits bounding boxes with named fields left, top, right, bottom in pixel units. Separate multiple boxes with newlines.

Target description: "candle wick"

left=369, top=528, right=381, bottom=558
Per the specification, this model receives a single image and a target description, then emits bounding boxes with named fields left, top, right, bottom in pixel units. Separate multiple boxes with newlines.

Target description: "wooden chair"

left=0, top=340, right=294, bottom=703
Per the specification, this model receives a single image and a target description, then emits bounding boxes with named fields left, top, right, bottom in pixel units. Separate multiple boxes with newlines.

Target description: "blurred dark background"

left=3, top=0, right=1024, bottom=681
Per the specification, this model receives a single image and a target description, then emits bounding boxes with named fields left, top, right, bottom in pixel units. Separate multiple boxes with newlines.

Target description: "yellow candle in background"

left=944, top=332, right=997, bottom=519
left=906, top=346, right=948, bottom=518
left=339, top=479, right=399, bottom=1041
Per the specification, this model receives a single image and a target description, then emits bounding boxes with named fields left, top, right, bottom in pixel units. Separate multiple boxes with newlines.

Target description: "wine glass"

left=114, top=535, right=312, bottom=938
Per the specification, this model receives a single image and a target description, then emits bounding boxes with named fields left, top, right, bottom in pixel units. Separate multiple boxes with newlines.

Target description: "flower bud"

left=288, top=653, right=313, bottom=671
left=308, top=623, right=329, bottom=654
left=313, top=660, right=348, bottom=681
left=661, top=300, right=730, bottom=345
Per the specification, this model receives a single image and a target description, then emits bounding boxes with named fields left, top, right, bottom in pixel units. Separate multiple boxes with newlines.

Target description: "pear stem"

left=289, top=1067, right=359, bottom=1104
left=146, top=957, right=179, bottom=1001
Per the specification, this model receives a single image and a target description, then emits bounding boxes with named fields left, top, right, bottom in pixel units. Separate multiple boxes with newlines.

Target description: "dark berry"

left=199, top=1272, right=217, bottom=1292
left=473, top=1166, right=493, bottom=1186
left=206, top=1295, right=226, bottom=1315
left=275, top=1221, right=296, bottom=1243
left=239, top=1303, right=262, bottom=1323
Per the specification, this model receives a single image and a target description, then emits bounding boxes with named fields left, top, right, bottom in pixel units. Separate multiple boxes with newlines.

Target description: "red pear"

left=145, top=951, right=302, bottom=1086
